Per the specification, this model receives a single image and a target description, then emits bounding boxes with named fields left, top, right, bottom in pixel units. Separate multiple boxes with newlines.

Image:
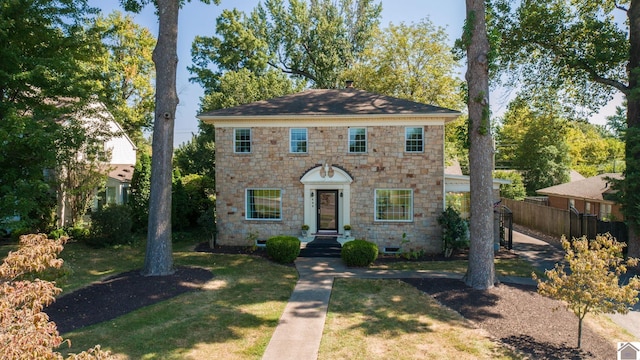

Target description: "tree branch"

left=615, top=2, right=629, bottom=12
left=577, top=58, right=630, bottom=95
left=267, top=60, right=318, bottom=84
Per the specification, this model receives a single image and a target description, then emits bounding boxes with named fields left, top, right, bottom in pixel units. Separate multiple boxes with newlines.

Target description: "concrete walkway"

left=262, top=231, right=640, bottom=360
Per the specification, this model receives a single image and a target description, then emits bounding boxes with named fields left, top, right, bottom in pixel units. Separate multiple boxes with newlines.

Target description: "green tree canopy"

left=95, top=11, right=156, bottom=146
left=0, top=0, right=104, bottom=230
left=189, top=0, right=382, bottom=89
left=490, top=0, right=628, bottom=113
left=496, top=97, right=571, bottom=194
left=341, top=19, right=464, bottom=110
left=489, top=0, right=640, bottom=256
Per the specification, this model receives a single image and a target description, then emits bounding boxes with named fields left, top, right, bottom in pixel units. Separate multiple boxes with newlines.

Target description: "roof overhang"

left=198, top=114, right=459, bottom=128
left=445, top=174, right=511, bottom=192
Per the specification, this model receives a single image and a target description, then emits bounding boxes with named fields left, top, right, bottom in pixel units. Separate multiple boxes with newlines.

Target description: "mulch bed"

left=46, top=266, right=213, bottom=334
left=46, top=242, right=618, bottom=359
left=403, top=277, right=615, bottom=359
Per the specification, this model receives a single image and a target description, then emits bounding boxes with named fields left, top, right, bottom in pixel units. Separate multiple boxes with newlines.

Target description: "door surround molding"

left=300, top=165, right=352, bottom=235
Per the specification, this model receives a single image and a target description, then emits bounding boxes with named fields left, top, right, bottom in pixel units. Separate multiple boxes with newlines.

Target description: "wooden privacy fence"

left=501, top=198, right=628, bottom=243
left=501, top=198, right=569, bottom=238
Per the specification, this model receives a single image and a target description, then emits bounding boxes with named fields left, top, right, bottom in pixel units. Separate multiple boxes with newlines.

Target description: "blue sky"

left=89, top=1, right=617, bottom=146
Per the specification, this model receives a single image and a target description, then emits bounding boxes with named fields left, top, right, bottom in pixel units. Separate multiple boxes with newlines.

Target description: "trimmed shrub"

left=341, top=239, right=378, bottom=267
left=48, top=228, right=67, bottom=240
left=266, top=235, right=301, bottom=264
left=67, top=225, right=90, bottom=242
left=87, top=205, right=133, bottom=247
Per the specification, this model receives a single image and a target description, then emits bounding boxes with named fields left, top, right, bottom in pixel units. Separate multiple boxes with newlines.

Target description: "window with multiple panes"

left=246, top=189, right=282, bottom=220
left=290, top=128, right=308, bottom=153
left=234, top=128, right=251, bottom=153
left=375, top=189, right=413, bottom=221
left=348, top=127, right=367, bottom=153
left=405, top=127, right=424, bottom=152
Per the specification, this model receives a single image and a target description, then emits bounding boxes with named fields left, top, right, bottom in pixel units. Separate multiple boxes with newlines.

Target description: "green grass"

left=60, top=250, right=298, bottom=359
left=320, top=278, right=520, bottom=359
left=1, top=232, right=617, bottom=359
left=58, top=239, right=146, bottom=292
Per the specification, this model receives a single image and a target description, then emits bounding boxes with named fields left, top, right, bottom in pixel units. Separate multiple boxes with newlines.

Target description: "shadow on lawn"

left=402, top=277, right=504, bottom=322
left=54, top=253, right=298, bottom=359
left=330, top=278, right=474, bottom=338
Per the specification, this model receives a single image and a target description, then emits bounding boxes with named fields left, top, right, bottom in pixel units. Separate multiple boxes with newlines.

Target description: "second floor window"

left=235, top=128, right=251, bottom=153
left=348, top=127, right=367, bottom=153
left=405, top=127, right=424, bottom=152
left=290, top=128, right=308, bottom=153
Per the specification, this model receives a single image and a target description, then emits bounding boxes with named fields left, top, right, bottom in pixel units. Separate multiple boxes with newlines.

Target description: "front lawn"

left=0, top=233, right=623, bottom=359
left=60, top=247, right=298, bottom=359
left=321, top=278, right=519, bottom=359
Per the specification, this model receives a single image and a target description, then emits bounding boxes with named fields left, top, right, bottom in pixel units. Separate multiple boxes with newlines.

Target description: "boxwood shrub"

left=266, top=235, right=301, bottom=264
left=341, top=239, right=378, bottom=267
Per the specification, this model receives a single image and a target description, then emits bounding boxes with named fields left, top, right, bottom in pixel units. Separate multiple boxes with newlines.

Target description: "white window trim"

left=234, top=128, right=252, bottom=154
left=289, top=128, right=308, bottom=154
left=374, top=189, right=414, bottom=222
left=348, top=127, right=367, bottom=153
left=245, top=188, right=282, bottom=221
left=405, top=127, right=424, bottom=153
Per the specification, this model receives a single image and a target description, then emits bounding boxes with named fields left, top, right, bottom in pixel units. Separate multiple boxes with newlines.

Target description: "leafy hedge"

left=266, top=235, right=301, bottom=264
left=341, top=239, right=378, bottom=267
left=87, top=205, right=132, bottom=247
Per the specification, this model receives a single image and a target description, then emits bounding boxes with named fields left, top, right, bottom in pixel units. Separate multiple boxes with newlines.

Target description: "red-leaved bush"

left=0, top=234, right=112, bottom=359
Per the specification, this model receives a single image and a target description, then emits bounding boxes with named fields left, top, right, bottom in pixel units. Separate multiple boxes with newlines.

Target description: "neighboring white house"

left=56, top=102, right=137, bottom=227
left=94, top=110, right=136, bottom=210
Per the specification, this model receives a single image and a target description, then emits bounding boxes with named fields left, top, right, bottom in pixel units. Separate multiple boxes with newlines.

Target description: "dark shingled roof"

left=198, top=89, right=460, bottom=117
left=536, top=173, right=622, bottom=201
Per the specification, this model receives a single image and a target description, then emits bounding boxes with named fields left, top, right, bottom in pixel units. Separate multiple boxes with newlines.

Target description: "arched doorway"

left=300, top=163, right=353, bottom=235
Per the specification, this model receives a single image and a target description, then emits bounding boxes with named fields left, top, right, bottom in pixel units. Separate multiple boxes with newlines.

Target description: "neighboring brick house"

left=198, top=88, right=460, bottom=253
left=536, top=173, right=623, bottom=221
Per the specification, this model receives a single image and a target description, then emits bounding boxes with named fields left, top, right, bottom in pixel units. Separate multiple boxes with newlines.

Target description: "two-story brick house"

left=198, top=88, right=460, bottom=253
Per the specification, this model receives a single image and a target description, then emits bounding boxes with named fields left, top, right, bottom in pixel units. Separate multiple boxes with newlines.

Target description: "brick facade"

left=214, top=122, right=447, bottom=253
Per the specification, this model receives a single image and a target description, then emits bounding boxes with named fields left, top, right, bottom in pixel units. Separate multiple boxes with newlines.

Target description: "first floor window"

left=375, top=189, right=413, bottom=221
left=106, top=187, right=117, bottom=205
left=405, top=127, right=424, bottom=152
left=235, top=128, right=251, bottom=153
left=246, top=189, right=282, bottom=220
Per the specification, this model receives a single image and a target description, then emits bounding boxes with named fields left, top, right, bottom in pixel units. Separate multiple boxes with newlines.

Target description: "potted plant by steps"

left=437, top=206, right=469, bottom=258
left=343, top=224, right=351, bottom=237
left=301, top=224, right=310, bottom=238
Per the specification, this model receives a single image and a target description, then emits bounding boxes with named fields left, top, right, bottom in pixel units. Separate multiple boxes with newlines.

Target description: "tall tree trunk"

left=142, top=0, right=177, bottom=276
left=464, top=0, right=496, bottom=290
left=625, top=0, right=640, bottom=258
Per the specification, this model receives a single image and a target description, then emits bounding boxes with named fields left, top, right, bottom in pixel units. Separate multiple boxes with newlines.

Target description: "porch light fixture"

left=340, top=191, right=343, bottom=198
